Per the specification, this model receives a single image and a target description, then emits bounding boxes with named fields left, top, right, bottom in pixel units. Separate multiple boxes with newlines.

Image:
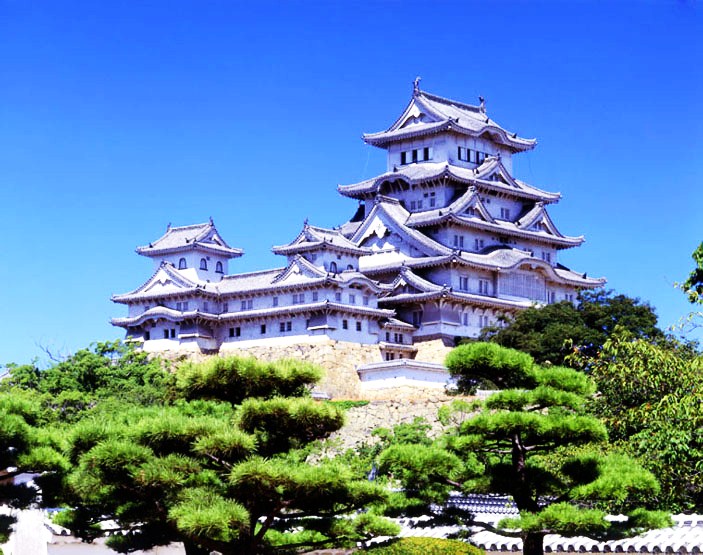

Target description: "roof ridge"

left=419, top=90, right=483, bottom=114
left=222, top=267, right=285, bottom=279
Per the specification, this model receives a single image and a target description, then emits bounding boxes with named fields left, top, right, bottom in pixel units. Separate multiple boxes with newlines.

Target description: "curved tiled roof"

left=272, top=222, right=371, bottom=256
left=351, top=199, right=454, bottom=258
left=362, top=249, right=604, bottom=288
left=136, top=221, right=243, bottom=258
left=363, top=89, right=536, bottom=152
left=338, top=158, right=560, bottom=203
left=113, top=300, right=395, bottom=328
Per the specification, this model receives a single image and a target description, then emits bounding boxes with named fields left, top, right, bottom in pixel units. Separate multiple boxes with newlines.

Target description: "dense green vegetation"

left=377, top=342, right=669, bottom=555
left=0, top=347, right=397, bottom=555
left=477, top=289, right=664, bottom=366
left=362, top=537, right=484, bottom=555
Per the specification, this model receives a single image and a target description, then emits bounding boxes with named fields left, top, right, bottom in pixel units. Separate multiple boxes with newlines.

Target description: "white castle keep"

left=112, top=83, right=604, bottom=366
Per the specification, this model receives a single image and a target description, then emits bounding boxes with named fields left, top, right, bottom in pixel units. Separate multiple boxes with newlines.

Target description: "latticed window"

left=499, top=273, right=546, bottom=301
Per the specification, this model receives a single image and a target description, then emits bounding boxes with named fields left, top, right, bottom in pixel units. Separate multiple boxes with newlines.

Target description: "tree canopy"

left=378, top=343, right=669, bottom=555
left=478, top=289, right=664, bottom=366
left=572, top=331, right=703, bottom=512
left=42, top=355, right=396, bottom=555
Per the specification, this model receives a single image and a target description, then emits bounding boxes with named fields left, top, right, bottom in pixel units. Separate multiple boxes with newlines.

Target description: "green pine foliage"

left=47, top=355, right=396, bottom=555
left=378, top=343, right=669, bottom=555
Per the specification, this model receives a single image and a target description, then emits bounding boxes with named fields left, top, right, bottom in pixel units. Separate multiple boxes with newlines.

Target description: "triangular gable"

left=390, top=268, right=443, bottom=294
left=129, top=263, right=198, bottom=297
left=271, top=256, right=327, bottom=284
left=475, top=158, right=521, bottom=190
left=451, top=188, right=495, bottom=223
left=383, top=95, right=444, bottom=134
left=353, top=202, right=452, bottom=257
left=518, top=203, right=564, bottom=237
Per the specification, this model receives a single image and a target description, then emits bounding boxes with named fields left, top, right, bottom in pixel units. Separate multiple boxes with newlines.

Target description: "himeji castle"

left=112, top=81, right=604, bottom=376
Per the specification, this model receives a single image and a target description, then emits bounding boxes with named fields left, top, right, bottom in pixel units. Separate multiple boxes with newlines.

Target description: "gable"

left=140, top=267, right=194, bottom=295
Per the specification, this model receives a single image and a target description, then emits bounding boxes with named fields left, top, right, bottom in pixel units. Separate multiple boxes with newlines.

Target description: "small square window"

left=280, top=322, right=286, bottom=332
left=260, top=324, right=266, bottom=334
left=286, top=321, right=292, bottom=332
left=273, top=296, right=278, bottom=307
left=356, top=321, right=362, bottom=332
left=342, top=319, right=348, bottom=330
left=236, top=327, right=241, bottom=337
left=335, top=292, right=342, bottom=302
left=312, top=291, right=318, bottom=301
left=163, top=329, right=169, bottom=339
left=229, top=327, right=235, bottom=338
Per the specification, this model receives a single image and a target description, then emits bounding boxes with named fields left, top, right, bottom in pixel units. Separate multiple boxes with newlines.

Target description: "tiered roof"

left=380, top=266, right=534, bottom=311
left=114, top=254, right=391, bottom=305
left=339, top=158, right=560, bottom=203
left=272, top=222, right=371, bottom=256
left=362, top=84, right=536, bottom=152
left=136, top=220, right=243, bottom=258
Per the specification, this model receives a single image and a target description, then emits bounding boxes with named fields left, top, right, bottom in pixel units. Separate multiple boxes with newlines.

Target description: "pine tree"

left=51, top=356, right=396, bottom=554
left=380, top=343, right=669, bottom=555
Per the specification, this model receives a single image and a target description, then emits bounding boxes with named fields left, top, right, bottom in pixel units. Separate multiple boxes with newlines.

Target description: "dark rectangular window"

left=400, top=151, right=407, bottom=165
left=356, top=321, right=362, bottom=332
left=423, top=147, right=430, bottom=160
left=170, top=328, right=176, bottom=338
left=236, top=327, right=241, bottom=337
left=342, top=319, right=348, bottom=330
left=260, top=324, right=266, bottom=334
left=412, top=149, right=418, bottom=162
left=229, top=327, right=235, bottom=337
left=286, top=321, right=292, bottom=331
left=280, top=322, right=286, bottom=332
left=163, top=330, right=169, bottom=339
left=144, top=331, right=150, bottom=341
left=273, top=296, right=278, bottom=307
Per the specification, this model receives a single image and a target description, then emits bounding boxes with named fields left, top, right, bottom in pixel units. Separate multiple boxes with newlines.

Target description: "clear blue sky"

left=1, top=1, right=701, bottom=365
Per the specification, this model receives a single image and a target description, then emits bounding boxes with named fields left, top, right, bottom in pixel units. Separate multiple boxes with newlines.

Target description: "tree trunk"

left=183, top=539, right=210, bottom=555
left=523, top=531, right=545, bottom=555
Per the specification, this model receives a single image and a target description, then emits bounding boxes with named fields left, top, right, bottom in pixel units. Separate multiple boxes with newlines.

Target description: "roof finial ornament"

left=167, top=222, right=171, bottom=230
left=303, top=217, right=309, bottom=228
left=479, top=96, right=486, bottom=114
left=413, top=76, right=422, bottom=95
left=209, top=216, right=214, bottom=225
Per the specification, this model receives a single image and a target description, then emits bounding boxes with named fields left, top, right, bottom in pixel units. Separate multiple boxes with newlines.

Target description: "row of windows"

left=234, top=291, right=372, bottom=311
left=452, top=235, right=485, bottom=251
left=177, top=258, right=224, bottom=273
left=458, top=276, right=491, bottom=294
left=457, top=146, right=489, bottom=164
left=400, top=146, right=433, bottom=165
left=461, top=314, right=491, bottom=328
left=384, top=331, right=405, bottom=344
left=409, top=192, right=436, bottom=211
left=226, top=317, right=364, bottom=338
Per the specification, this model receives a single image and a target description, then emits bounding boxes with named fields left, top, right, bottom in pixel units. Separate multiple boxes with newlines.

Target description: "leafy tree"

left=683, top=242, right=703, bottom=305
left=572, top=331, right=703, bottom=512
left=51, top=356, right=397, bottom=555
left=1, top=341, right=170, bottom=423
left=379, top=343, right=669, bottom=555
left=479, top=289, right=664, bottom=366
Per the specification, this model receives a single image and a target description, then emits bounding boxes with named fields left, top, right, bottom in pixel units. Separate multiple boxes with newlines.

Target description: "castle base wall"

left=155, top=337, right=454, bottom=399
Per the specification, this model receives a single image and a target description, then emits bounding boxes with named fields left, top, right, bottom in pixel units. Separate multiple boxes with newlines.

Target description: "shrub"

left=363, top=537, right=484, bottom=555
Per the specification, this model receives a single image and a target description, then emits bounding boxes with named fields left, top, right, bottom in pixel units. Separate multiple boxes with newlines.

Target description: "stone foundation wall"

left=325, top=395, right=470, bottom=453
left=156, top=337, right=455, bottom=400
